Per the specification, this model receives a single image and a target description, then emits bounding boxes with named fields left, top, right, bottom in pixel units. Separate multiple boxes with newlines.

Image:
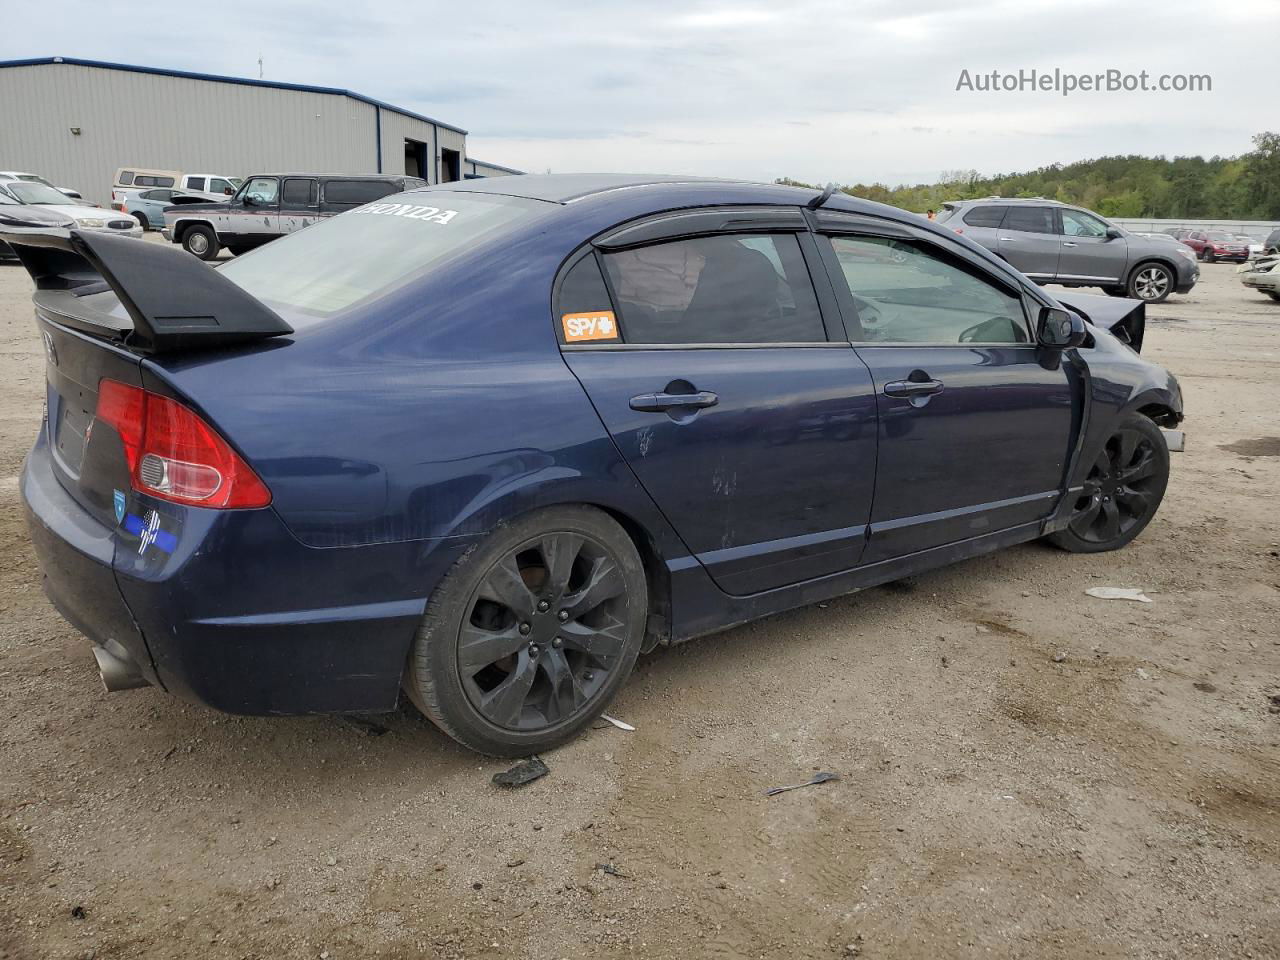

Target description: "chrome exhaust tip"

left=92, top=641, right=150, bottom=692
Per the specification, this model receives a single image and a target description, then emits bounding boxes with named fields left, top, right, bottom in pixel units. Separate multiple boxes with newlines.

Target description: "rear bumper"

left=22, top=432, right=475, bottom=714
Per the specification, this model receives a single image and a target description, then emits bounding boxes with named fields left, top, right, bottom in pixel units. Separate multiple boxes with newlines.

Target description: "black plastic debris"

left=70, top=905, right=86, bottom=920
left=492, top=756, right=549, bottom=788
left=595, top=862, right=629, bottom=878
left=764, top=771, right=840, bottom=797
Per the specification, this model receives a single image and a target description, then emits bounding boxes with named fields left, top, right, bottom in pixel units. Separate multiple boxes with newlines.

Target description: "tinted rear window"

left=219, top=193, right=543, bottom=324
left=961, top=205, right=1006, bottom=228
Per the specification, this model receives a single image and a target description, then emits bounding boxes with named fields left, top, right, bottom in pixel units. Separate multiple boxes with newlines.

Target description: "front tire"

left=1266, top=292, right=1280, bottom=302
left=404, top=506, right=648, bottom=757
left=133, top=212, right=149, bottom=231
left=1127, top=262, right=1174, bottom=303
left=181, top=224, right=220, bottom=260
left=1049, top=413, right=1169, bottom=554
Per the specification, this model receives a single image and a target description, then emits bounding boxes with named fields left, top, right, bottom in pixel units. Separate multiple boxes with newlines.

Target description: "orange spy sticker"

left=561, top=311, right=620, bottom=343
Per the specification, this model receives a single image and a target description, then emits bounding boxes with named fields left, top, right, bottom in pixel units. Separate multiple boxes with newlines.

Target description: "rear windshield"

left=219, top=192, right=543, bottom=323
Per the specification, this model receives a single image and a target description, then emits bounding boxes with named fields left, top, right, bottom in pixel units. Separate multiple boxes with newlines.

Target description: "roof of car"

left=947, top=197, right=1067, bottom=206
left=415, top=173, right=748, bottom=204
left=246, top=173, right=423, bottom=181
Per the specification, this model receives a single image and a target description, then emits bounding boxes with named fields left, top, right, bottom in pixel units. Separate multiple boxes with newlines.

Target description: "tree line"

left=779, top=131, right=1280, bottom=220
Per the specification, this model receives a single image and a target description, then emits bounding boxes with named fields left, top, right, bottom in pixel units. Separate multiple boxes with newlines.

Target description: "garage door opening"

left=441, top=147, right=461, bottom=183
left=404, top=139, right=428, bottom=180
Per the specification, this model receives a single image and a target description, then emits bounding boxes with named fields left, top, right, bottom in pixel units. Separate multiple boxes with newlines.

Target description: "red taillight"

left=95, top=380, right=271, bottom=509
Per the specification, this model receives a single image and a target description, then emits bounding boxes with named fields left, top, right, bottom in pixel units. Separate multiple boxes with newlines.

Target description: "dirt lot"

left=0, top=246, right=1277, bottom=960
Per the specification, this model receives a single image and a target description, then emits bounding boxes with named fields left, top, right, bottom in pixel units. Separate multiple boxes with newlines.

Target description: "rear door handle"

left=1062, top=241, right=1077, bottom=247
left=998, top=237, right=1017, bottom=242
left=883, top=379, right=944, bottom=398
left=629, top=391, right=719, bottom=412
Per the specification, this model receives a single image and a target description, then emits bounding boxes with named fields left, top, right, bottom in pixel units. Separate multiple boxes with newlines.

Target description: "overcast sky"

left=5, top=0, right=1276, bottom=185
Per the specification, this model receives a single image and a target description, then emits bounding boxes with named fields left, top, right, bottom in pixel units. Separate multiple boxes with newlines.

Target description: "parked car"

left=161, top=173, right=426, bottom=259
left=1265, top=228, right=1280, bottom=255
left=1234, top=234, right=1265, bottom=259
left=113, top=188, right=210, bottom=231
left=1134, top=232, right=1199, bottom=256
left=111, top=169, right=242, bottom=207
left=936, top=198, right=1197, bottom=302
left=1199, top=231, right=1250, bottom=263
left=0, top=178, right=141, bottom=239
left=4, top=174, right=1184, bottom=755
left=0, top=191, right=76, bottom=258
left=0, top=170, right=83, bottom=200
left=1238, top=254, right=1280, bottom=301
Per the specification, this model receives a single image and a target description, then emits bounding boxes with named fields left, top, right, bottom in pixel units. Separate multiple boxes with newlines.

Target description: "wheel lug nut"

left=557, top=610, right=569, bottom=622
left=529, top=644, right=540, bottom=657
left=518, top=623, right=531, bottom=636
left=583, top=671, right=594, bottom=682
left=552, top=637, right=563, bottom=649
left=536, top=600, right=550, bottom=613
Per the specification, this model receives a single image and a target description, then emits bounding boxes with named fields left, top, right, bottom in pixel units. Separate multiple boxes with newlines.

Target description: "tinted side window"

left=282, top=178, right=318, bottom=207
left=324, top=180, right=395, bottom=206
left=119, top=171, right=135, bottom=185
left=962, top=205, right=1006, bottom=228
left=140, top=189, right=173, bottom=201
left=135, top=175, right=176, bottom=188
left=186, top=177, right=206, bottom=191
left=600, top=233, right=825, bottom=344
left=556, top=254, right=620, bottom=344
left=827, top=235, right=1028, bottom=344
left=1002, top=207, right=1056, bottom=234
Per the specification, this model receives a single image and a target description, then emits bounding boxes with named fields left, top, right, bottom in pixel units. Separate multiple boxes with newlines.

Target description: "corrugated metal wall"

left=465, top=159, right=520, bottom=178
left=0, top=62, right=465, bottom=204
left=1112, top=218, right=1280, bottom=239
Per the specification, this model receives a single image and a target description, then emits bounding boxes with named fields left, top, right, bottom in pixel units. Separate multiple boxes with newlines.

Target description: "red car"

left=1176, top=230, right=1250, bottom=263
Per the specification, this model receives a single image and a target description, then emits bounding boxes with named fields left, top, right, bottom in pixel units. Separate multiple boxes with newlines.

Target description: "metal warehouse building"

left=0, top=56, right=520, bottom=205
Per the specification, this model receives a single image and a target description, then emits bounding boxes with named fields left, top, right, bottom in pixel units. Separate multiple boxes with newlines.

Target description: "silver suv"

left=936, top=198, right=1198, bottom=303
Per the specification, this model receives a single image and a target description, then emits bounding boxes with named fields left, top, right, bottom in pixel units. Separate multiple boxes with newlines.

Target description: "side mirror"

left=1105, top=227, right=1123, bottom=240
left=1038, top=306, right=1087, bottom=349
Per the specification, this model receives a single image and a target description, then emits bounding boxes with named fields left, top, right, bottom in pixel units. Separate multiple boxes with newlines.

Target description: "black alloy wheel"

left=405, top=506, right=647, bottom=756
left=1050, top=413, right=1169, bottom=553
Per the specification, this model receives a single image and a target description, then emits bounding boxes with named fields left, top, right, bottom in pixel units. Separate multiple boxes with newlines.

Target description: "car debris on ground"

left=1085, top=587, right=1154, bottom=603
left=763, top=771, right=840, bottom=796
left=492, top=756, right=550, bottom=788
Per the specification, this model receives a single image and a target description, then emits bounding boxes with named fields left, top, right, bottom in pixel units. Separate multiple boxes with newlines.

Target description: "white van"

left=112, top=169, right=241, bottom=205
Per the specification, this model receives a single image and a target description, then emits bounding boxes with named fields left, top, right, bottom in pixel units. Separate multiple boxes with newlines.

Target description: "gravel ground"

left=0, top=246, right=1277, bottom=960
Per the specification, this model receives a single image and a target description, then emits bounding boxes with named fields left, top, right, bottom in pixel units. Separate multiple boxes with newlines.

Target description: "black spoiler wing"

left=1052, top=291, right=1145, bottom=354
left=0, top=227, right=292, bottom=354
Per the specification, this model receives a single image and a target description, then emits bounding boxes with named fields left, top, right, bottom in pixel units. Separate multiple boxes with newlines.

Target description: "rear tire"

left=181, top=224, right=219, bottom=260
left=1049, top=413, right=1169, bottom=554
left=1267, top=292, right=1280, bottom=302
left=1102, top=286, right=1128, bottom=297
left=404, top=506, right=648, bottom=757
left=133, top=212, right=149, bottom=231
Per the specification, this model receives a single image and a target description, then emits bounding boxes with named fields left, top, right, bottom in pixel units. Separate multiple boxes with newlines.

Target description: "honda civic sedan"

left=7, top=174, right=1182, bottom=756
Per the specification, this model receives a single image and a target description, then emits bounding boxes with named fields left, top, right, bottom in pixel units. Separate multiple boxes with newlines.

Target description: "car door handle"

left=629, top=391, right=719, bottom=412
left=883, top=379, right=944, bottom=398
left=997, top=237, right=1017, bottom=241
left=1062, top=241, right=1077, bottom=247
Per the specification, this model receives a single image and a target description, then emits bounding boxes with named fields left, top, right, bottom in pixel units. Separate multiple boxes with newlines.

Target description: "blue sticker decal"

left=113, top=489, right=126, bottom=524
left=122, top=511, right=178, bottom=555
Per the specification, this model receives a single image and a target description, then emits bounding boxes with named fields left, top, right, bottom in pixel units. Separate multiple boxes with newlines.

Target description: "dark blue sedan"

left=7, top=174, right=1182, bottom=756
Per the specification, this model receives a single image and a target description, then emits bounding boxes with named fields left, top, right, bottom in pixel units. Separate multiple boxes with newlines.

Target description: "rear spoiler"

left=0, top=227, right=292, bottom=354
left=1052, top=291, right=1145, bottom=354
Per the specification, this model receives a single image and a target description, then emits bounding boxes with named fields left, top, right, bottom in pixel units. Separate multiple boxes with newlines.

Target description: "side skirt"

left=668, top=519, right=1047, bottom=644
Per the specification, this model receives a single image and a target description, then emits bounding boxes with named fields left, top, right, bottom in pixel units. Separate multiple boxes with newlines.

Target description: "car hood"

left=166, top=201, right=231, bottom=213
left=36, top=203, right=124, bottom=221
left=1053, top=291, right=1146, bottom=354
left=0, top=205, right=76, bottom=229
